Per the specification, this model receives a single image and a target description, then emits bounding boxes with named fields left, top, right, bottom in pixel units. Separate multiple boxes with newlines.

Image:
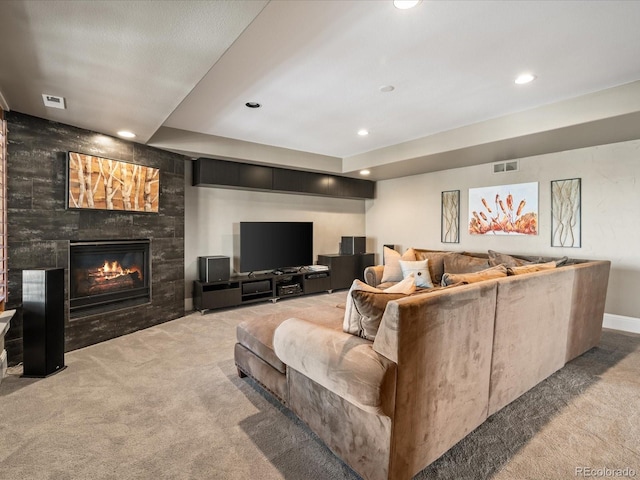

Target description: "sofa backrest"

left=488, top=266, right=575, bottom=416
left=565, top=260, right=610, bottom=362
left=374, top=281, right=498, bottom=479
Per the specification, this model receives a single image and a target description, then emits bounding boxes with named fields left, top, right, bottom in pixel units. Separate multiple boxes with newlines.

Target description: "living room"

left=1, top=1, right=640, bottom=479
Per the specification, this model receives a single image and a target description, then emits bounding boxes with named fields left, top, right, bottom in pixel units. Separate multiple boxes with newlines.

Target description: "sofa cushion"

left=238, top=306, right=344, bottom=374
left=343, top=278, right=414, bottom=340
left=274, top=318, right=397, bottom=415
left=507, top=261, right=556, bottom=275
left=399, top=259, right=434, bottom=288
left=381, top=247, right=416, bottom=283
left=443, top=252, right=489, bottom=274
left=441, top=264, right=507, bottom=286
left=413, top=249, right=452, bottom=285
left=487, top=250, right=533, bottom=267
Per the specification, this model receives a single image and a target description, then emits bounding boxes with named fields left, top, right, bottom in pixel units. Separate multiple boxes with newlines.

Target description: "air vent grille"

left=42, top=94, right=66, bottom=109
left=493, top=160, right=518, bottom=173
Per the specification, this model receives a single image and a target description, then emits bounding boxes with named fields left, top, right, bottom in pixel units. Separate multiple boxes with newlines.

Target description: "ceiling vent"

left=42, top=94, right=66, bottom=109
left=492, top=160, right=518, bottom=174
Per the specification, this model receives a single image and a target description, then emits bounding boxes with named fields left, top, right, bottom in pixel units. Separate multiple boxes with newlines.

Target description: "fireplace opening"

left=70, top=240, right=151, bottom=317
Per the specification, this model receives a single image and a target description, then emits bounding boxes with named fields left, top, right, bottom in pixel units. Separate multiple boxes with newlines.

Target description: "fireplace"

left=69, top=240, right=151, bottom=316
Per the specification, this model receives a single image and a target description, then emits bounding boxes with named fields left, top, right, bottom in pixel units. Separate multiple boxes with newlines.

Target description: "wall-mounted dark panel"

left=329, top=175, right=375, bottom=199
left=272, top=168, right=328, bottom=196
left=239, top=163, right=273, bottom=190
left=193, top=158, right=272, bottom=190
left=193, top=157, right=374, bottom=199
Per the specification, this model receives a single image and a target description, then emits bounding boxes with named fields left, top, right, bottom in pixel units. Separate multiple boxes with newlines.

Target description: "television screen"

left=240, top=222, right=313, bottom=273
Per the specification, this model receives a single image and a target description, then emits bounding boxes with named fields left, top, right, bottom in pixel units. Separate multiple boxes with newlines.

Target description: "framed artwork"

left=441, top=190, right=460, bottom=243
left=66, top=152, right=159, bottom=213
left=551, top=178, right=581, bottom=247
left=468, top=182, right=538, bottom=235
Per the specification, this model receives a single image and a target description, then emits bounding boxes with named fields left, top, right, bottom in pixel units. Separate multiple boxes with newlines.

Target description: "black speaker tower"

left=22, top=268, right=66, bottom=377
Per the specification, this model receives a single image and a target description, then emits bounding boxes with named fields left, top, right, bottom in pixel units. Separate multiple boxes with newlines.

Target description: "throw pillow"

left=554, top=256, right=569, bottom=267
left=342, top=277, right=414, bottom=340
left=413, top=249, right=452, bottom=285
left=384, top=274, right=417, bottom=294
left=381, top=247, right=416, bottom=283
left=342, top=279, right=382, bottom=336
left=507, top=261, right=556, bottom=276
left=399, top=259, right=434, bottom=288
left=441, top=264, right=508, bottom=286
left=350, top=289, right=407, bottom=340
left=443, top=252, right=489, bottom=274
left=487, top=250, right=532, bottom=268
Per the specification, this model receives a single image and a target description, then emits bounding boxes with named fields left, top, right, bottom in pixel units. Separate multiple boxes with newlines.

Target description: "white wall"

left=365, top=138, right=640, bottom=321
left=184, top=163, right=366, bottom=309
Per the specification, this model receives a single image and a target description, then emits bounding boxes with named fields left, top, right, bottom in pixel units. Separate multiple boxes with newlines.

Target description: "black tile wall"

left=4, top=112, right=185, bottom=365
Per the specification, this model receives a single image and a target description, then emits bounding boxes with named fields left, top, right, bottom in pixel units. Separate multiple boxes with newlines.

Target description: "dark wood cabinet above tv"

left=192, top=158, right=375, bottom=199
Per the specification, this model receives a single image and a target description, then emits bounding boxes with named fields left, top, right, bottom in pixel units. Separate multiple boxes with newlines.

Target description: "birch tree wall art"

left=67, top=152, right=159, bottom=213
left=551, top=178, right=581, bottom=247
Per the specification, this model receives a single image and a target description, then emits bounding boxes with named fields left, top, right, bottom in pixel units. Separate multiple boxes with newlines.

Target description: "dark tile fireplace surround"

left=4, top=112, right=185, bottom=365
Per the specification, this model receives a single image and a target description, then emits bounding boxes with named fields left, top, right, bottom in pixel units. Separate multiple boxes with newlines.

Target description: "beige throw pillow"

left=507, top=261, right=556, bottom=275
left=381, top=247, right=416, bottom=283
left=441, top=264, right=508, bottom=286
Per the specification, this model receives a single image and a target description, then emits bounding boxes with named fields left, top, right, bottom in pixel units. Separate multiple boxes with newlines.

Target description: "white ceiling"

left=2, top=0, right=640, bottom=180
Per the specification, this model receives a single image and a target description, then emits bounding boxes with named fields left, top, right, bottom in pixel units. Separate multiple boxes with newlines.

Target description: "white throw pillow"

left=399, top=259, right=434, bottom=288
left=384, top=274, right=417, bottom=294
left=381, top=247, right=416, bottom=283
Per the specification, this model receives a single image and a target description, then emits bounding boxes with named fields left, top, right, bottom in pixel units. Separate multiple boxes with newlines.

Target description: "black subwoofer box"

left=198, top=256, right=230, bottom=283
left=340, top=236, right=366, bottom=255
left=22, top=268, right=66, bottom=378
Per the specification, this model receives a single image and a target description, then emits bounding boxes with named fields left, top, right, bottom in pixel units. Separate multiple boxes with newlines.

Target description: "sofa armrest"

left=364, top=265, right=385, bottom=287
left=273, top=318, right=396, bottom=416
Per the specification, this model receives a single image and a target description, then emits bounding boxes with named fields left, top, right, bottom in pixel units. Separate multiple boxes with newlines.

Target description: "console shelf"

left=193, top=270, right=331, bottom=313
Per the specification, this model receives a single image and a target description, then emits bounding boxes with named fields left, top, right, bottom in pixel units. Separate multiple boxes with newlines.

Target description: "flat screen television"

left=239, top=221, right=313, bottom=273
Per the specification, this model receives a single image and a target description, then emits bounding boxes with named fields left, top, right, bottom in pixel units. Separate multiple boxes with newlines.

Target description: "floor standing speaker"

left=22, top=268, right=66, bottom=377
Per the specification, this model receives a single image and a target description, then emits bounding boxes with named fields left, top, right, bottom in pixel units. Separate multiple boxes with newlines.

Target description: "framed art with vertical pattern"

left=441, top=190, right=460, bottom=243
left=551, top=178, right=581, bottom=247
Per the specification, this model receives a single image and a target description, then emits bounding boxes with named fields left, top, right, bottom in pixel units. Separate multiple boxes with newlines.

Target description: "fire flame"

left=101, top=260, right=141, bottom=280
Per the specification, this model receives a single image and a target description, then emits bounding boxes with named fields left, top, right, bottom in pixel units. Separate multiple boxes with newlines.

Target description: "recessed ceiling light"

left=360, top=169, right=371, bottom=176
left=515, top=73, right=536, bottom=85
left=117, top=130, right=136, bottom=138
left=394, top=0, right=421, bottom=9
left=245, top=102, right=261, bottom=108
left=357, top=129, right=369, bottom=136
left=379, top=85, right=395, bottom=93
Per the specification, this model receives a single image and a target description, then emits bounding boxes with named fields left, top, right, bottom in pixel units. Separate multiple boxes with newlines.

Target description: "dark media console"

left=193, top=269, right=331, bottom=313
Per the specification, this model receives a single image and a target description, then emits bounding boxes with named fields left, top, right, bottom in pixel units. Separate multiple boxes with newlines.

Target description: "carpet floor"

left=1, top=291, right=639, bottom=480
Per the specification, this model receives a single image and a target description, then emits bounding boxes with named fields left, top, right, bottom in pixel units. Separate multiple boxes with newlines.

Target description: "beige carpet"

left=1, top=291, right=639, bottom=480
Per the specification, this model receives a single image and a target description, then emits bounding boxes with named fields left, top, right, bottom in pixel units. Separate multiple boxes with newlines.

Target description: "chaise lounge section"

left=234, top=250, right=610, bottom=480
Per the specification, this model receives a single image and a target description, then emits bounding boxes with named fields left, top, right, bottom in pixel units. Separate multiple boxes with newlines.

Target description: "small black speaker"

left=22, top=268, right=66, bottom=378
left=340, top=236, right=366, bottom=255
left=198, top=256, right=230, bottom=283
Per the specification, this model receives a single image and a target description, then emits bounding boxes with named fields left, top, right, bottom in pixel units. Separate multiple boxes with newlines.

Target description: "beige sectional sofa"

left=234, top=250, right=610, bottom=480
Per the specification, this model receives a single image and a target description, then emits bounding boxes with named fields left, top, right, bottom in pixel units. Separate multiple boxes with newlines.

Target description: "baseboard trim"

left=603, top=313, right=640, bottom=334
